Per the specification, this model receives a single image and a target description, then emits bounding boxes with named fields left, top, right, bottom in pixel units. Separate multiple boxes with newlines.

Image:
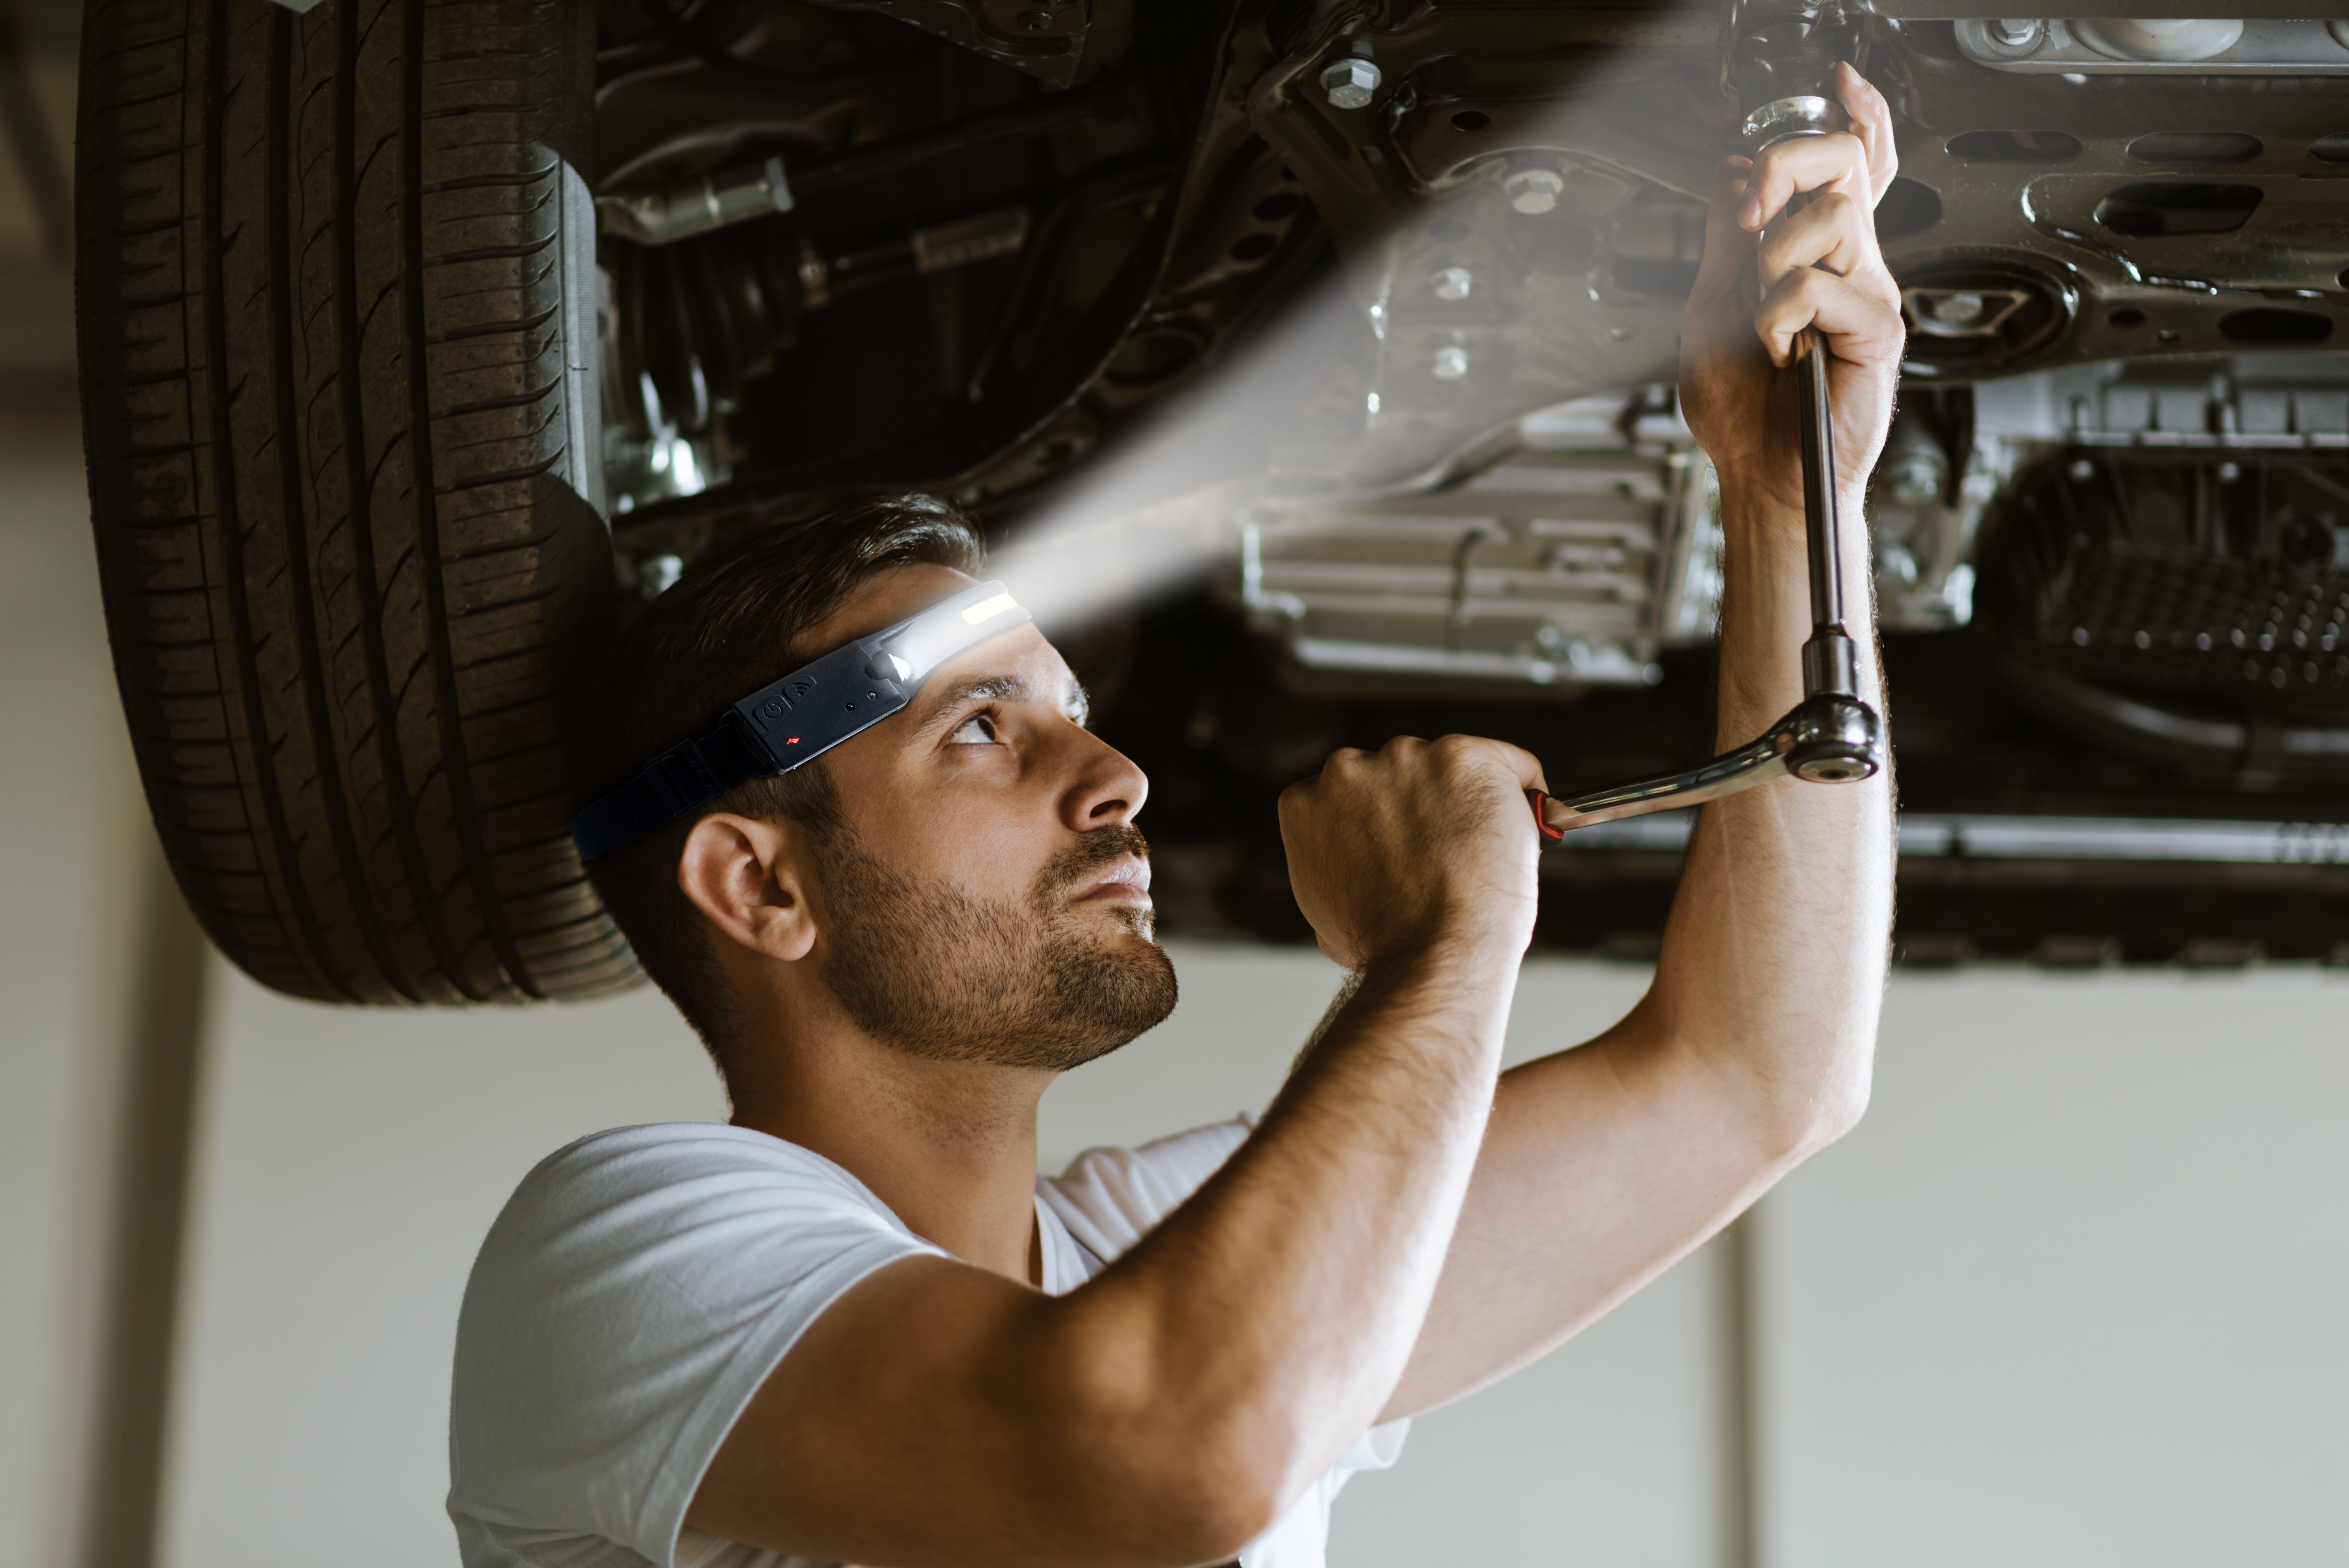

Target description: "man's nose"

left=1061, top=728, right=1149, bottom=831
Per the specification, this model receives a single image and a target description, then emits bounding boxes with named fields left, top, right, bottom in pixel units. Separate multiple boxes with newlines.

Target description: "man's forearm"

left=1644, top=471, right=1892, bottom=1145
left=1093, top=932, right=1520, bottom=1496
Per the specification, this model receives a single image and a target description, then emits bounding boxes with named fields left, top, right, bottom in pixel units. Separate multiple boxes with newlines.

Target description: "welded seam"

left=198, top=0, right=345, bottom=999
left=338, top=0, right=474, bottom=995
left=401, top=0, right=540, bottom=998
left=266, top=7, right=416, bottom=1002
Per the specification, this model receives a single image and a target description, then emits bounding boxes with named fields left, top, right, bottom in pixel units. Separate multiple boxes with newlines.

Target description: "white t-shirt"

left=448, top=1119, right=1408, bottom=1568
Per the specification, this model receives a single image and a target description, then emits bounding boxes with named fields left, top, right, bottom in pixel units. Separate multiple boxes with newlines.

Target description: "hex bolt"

left=1431, top=345, right=1469, bottom=380
left=1018, top=9, right=1054, bottom=30
left=1320, top=58, right=1381, bottom=110
left=1988, top=17, right=2043, bottom=48
left=1504, top=168, right=1565, bottom=215
left=1432, top=267, right=1473, bottom=301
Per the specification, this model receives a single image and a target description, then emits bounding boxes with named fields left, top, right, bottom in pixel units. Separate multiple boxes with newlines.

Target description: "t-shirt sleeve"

left=1037, top=1115, right=1256, bottom=1262
left=447, top=1125, right=945, bottom=1567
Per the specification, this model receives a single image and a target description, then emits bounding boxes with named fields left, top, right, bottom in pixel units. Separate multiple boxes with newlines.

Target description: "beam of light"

left=986, top=1, right=1729, bottom=680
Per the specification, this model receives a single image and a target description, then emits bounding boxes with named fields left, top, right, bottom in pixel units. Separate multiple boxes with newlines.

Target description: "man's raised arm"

left=1378, top=62, right=1905, bottom=1420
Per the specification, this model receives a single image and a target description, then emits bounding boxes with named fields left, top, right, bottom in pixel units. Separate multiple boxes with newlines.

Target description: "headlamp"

left=571, top=580, right=1033, bottom=862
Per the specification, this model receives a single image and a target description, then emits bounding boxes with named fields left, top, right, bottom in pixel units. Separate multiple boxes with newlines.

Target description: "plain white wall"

left=1760, top=971, right=2349, bottom=1568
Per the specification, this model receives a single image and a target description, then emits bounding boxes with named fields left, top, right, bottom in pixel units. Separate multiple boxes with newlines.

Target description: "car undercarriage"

left=589, top=0, right=2349, bottom=965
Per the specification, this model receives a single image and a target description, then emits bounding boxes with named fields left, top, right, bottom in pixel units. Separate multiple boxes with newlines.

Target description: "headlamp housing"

left=571, top=581, right=1033, bottom=862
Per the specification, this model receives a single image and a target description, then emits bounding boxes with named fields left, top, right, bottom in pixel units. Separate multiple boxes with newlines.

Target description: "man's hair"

left=571, top=495, right=986, bottom=1064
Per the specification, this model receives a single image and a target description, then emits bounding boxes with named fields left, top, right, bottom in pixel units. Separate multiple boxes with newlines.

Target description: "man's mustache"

left=1036, top=823, right=1151, bottom=905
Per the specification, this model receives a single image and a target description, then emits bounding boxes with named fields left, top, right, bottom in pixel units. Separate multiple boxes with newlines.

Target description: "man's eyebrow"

left=914, top=671, right=1090, bottom=726
left=916, top=674, right=1026, bottom=723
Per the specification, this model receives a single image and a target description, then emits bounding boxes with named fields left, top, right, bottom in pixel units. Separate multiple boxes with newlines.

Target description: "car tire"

left=76, top=0, right=637, bottom=1003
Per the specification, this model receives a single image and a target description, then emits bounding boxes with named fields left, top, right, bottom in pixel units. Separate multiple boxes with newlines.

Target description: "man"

left=449, top=66, right=1903, bottom=1568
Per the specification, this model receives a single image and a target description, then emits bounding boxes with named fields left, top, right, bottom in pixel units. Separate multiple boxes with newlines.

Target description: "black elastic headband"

left=571, top=580, right=1033, bottom=862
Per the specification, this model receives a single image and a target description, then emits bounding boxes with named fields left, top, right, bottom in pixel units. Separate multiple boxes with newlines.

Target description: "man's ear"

left=678, top=814, right=820, bottom=964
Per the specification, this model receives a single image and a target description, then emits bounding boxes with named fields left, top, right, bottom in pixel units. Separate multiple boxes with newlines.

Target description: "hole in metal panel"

left=2217, top=307, right=2333, bottom=346
left=2127, top=132, right=2262, bottom=165
left=1944, top=129, right=2082, bottom=163
left=1875, top=177, right=1942, bottom=241
left=1450, top=109, right=1490, bottom=131
left=2093, top=182, right=2264, bottom=237
left=2312, top=133, right=2349, bottom=164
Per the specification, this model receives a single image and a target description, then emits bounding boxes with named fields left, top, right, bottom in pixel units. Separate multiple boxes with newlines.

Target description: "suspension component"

left=604, top=204, right=1032, bottom=444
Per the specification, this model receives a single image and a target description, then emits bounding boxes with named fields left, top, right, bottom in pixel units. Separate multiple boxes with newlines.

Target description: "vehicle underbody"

left=581, top=0, right=2349, bottom=964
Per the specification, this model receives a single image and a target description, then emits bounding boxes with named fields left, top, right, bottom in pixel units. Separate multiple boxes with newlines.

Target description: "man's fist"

left=1278, top=735, right=1546, bottom=971
left=1678, top=62, right=1906, bottom=515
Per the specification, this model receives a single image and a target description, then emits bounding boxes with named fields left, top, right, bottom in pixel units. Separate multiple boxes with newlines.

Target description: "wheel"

left=76, top=0, right=636, bottom=1004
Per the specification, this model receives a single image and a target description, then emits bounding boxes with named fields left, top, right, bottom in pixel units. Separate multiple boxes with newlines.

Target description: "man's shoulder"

left=462, top=1122, right=930, bottom=1334
left=1039, top=1117, right=1255, bottom=1264
left=450, top=1123, right=947, bottom=1563
left=492, top=1123, right=885, bottom=1237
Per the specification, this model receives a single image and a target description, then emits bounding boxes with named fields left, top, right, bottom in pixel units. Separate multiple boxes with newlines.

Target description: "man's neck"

left=727, top=1028, right=1054, bottom=1285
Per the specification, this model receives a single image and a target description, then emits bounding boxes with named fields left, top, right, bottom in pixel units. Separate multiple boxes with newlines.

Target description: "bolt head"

left=1927, top=291, right=1986, bottom=325
left=1320, top=58, right=1381, bottom=110
left=1988, top=16, right=2042, bottom=48
left=1503, top=167, right=1565, bottom=215
left=1018, top=8, right=1054, bottom=31
left=1432, top=266, right=1472, bottom=301
left=1431, top=345, right=1469, bottom=380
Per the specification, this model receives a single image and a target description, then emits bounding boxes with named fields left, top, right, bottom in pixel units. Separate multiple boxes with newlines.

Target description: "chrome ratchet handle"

left=1529, top=691, right=1882, bottom=840
left=1527, top=330, right=1886, bottom=842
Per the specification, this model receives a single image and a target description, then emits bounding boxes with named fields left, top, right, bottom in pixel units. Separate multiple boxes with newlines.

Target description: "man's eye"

left=948, top=714, right=1000, bottom=746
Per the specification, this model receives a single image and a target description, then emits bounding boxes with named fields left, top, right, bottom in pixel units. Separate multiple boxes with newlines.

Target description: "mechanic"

left=448, top=64, right=1903, bottom=1568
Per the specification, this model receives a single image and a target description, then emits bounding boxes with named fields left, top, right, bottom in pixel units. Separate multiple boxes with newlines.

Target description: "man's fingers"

left=1756, top=189, right=1868, bottom=289
left=1832, top=62, right=1898, bottom=205
left=1754, top=265, right=1904, bottom=369
left=1738, top=132, right=1871, bottom=235
left=1437, top=733, right=1550, bottom=797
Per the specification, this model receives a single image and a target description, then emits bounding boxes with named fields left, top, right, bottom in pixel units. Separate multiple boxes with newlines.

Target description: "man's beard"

left=813, top=822, right=1178, bottom=1071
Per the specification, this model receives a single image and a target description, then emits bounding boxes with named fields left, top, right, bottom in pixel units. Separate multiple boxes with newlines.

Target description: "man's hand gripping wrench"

left=1528, top=93, right=1884, bottom=841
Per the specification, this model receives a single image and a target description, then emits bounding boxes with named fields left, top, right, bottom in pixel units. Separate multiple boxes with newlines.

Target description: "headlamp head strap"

left=570, top=581, right=1032, bottom=863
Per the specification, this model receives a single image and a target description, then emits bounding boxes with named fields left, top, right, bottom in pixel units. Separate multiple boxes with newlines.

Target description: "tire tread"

left=77, top=0, right=636, bottom=1005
